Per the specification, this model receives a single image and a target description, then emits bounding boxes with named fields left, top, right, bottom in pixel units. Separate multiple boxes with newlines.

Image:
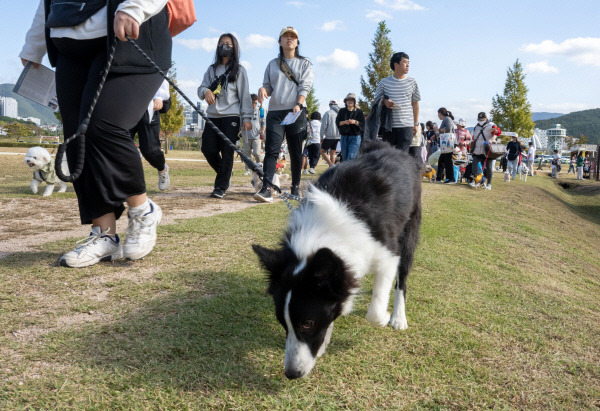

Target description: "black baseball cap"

left=477, top=112, right=487, bottom=121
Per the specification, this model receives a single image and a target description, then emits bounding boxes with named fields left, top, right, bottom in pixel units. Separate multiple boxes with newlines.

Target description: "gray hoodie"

left=262, top=57, right=313, bottom=111
left=197, top=64, right=253, bottom=121
left=320, top=106, right=340, bottom=140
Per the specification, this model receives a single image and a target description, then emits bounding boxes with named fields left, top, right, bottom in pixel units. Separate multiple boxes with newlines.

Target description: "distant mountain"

left=531, top=112, right=564, bottom=122
left=0, top=83, right=59, bottom=126
left=534, top=108, right=600, bottom=145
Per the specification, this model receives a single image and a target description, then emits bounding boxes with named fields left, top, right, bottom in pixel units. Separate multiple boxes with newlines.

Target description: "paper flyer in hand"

left=13, top=62, right=59, bottom=112
left=280, top=110, right=302, bottom=125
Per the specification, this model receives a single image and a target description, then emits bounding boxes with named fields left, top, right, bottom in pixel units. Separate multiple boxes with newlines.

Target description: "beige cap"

left=279, top=26, right=299, bottom=39
left=344, top=93, right=356, bottom=102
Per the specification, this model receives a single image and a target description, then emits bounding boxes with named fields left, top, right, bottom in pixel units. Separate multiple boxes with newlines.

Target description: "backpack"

left=167, top=0, right=197, bottom=37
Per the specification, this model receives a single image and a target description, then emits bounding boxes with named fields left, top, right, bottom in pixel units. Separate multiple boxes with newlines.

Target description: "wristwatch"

left=414, top=122, right=419, bottom=126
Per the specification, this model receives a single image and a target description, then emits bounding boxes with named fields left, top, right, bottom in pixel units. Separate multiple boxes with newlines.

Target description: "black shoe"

left=210, top=188, right=225, bottom=198
left=290, top=185, right=300, bottom=197
left=253, top=186, right=273, bottom=203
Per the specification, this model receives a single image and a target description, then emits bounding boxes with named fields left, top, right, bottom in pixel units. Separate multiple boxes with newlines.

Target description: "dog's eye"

left=300, top=320, right=314, bottom=331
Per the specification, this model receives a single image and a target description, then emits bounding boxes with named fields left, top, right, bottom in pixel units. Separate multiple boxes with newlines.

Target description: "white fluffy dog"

left=504, top=171, right=510, bottom=183
left=24, top=146, right=68, bottom=196
left=518, top=163, right=529, bottom=181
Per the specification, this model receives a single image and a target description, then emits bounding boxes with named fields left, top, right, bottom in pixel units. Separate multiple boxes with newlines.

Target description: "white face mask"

left=478, top=120, right=486, bottom=125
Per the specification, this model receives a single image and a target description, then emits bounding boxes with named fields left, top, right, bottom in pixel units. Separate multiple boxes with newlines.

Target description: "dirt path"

left=0, top=184, right=264, bottom=258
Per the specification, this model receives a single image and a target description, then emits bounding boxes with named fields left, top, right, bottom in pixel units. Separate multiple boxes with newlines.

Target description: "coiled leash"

left=54, top=36, right=301, bottom=208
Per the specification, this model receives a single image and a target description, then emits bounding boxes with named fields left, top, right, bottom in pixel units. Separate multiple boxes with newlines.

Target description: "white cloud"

left=320, top=20, right=345, bottom=32
left=525, top=60, right=559, bottom=74
left=241, top=60, right=252, bottom=70
left=174, top=37, right=219, bottom=52
left=365, top=10, right=393, bottom=22
left=522, top=37, right=600, bottom=67
left=316, top=49, right=360, bottom=70
left=287, top=1, right=305, bottom=7
left=374, top=0, right=426, bottom=11
left=244, top=34, right=277, bottom=49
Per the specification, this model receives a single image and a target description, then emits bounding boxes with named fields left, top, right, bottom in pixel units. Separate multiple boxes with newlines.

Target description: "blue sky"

left=2, top=0, right=599, bottom=128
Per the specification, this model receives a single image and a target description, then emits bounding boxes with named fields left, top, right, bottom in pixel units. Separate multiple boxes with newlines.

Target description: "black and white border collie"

left=253, top=140, right=422, bottom=379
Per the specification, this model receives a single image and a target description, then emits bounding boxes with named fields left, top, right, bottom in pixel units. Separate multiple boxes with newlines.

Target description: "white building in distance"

left=0, top=97, right=18, bottom=118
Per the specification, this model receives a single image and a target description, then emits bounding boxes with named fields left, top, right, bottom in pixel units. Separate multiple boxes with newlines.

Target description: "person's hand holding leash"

left=114, top=11, right=139, bottom=41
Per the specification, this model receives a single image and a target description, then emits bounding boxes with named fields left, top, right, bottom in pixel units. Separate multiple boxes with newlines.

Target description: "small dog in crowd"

left=504, top=171, right=511, bottom=183
left=422, top=164, right=436, bottom=182
left=276, top=156, right=287, bottom=175
left=253, top=140, right=421, bottom=379
left=518, top=163, right=529, bottom=181
left=251, top=163, right=284, bottom=193
left=24, top=146, right=68, bottom=196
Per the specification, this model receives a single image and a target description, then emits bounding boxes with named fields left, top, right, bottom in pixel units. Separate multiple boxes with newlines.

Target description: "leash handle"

left=124, top=36, right=282, bottom=193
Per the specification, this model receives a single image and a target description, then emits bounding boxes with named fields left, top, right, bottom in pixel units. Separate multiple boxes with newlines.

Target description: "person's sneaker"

left=485, top=184, right=492, bottom=190
left=469, top=181, right=477, bottom=188
left=123, top=199, right=162, bottom=260
left=301, top=169, right=308, bottom=175
left=60, top=226, right=122, bottom=268
left=158, top=164, right=170, bottom=191
left=308, top=168, right=316, bottom=174
left=291, top=185, right=300, bottom=197
left=210, top=188, right=225, bottom=198
left=254, top=186, right=273, bottom=203
left=243, top=170, right=251, bottom=176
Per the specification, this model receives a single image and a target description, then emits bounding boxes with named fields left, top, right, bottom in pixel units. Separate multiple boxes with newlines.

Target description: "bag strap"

left=275, top=58, right=300, bottom=86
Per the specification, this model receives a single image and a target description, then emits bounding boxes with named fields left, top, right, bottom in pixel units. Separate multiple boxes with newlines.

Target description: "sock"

left=129, top=199, right=150, bottom=217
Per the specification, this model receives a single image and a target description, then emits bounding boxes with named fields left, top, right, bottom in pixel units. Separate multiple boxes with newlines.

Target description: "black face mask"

left=217, top=45, right=233, bottom=58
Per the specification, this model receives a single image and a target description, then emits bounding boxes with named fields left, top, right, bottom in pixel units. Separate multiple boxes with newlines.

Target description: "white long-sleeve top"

left=19, top=0, right=168, bottom=64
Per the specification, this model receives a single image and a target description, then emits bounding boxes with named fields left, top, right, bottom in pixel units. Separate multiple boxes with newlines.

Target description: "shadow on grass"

left=540, top=186, right=600, bottom=226
left=46, top=268, right=308, bottom=395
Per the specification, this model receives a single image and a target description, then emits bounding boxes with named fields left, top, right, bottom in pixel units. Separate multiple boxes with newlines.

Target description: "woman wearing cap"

left=255, top=26, right=313, bottom=203
left=336, top=93, right=365, bottom=162
left=198, top=33, right=252, bottom=199
left=455, top=118, right=472, bottom=148
left=470, top=112, right=498, bottom=190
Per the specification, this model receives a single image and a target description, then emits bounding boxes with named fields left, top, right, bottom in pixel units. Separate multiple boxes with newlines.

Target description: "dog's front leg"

left=42, top=184, right=55, bottom=197
left=366, top=255, right=399, bottom=327
left=30, top=179, right=40, bottom=194
left=390, top=287, right=408, bottom=330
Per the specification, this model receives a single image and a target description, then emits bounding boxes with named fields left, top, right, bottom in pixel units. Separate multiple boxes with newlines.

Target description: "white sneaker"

left=308, top=168, right=316, bottom=174
left=158, top=164, right=170, bottom=191
left=485, top=184, right=492, bottom=190
left=301, top=169, right=308, bottom=175
left=60, top=226, right=123, bottom=268
left=124, top=199, right=162, bottom=260
left=469, top=181, right=476, bottom=188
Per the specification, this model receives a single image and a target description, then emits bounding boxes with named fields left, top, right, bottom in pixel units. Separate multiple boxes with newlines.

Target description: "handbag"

left=439, top=133, right=456, bottom=153
left=46, top=0, right=106, bottom=28
left=486, top=143, right=507, bottom=160
left=167, top=0, right=197, bottom=37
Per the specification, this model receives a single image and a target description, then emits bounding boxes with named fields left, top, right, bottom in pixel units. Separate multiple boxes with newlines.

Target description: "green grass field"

left=1, top=149, right=599, bottom=409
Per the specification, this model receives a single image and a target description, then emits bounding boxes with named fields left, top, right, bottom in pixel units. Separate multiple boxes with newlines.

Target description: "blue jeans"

left=340, top=135, right=361, bottom=161
left=507, top=158, right=519, bottom=179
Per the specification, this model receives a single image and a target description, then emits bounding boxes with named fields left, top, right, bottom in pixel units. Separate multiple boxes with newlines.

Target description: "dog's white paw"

left=57, top=182, right=67, bottom=193
left=389, top=315, right=408, bottom=330
left=366, top=307, right=391, bottom=327
left=30, top=180, right=39, bottom=194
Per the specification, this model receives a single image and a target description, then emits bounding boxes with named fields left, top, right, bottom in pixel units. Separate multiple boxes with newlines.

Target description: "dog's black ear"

left=306, top=248, right=357, bottom=301
left=252, top=244, right=287, bottom=295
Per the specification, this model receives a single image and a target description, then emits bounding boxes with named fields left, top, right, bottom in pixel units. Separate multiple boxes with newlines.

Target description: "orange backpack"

left=167, top=0, right=197, bottom=37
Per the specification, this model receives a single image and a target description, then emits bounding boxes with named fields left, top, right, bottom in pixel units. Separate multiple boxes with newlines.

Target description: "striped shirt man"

left=373, top=75, right=421, bottom=128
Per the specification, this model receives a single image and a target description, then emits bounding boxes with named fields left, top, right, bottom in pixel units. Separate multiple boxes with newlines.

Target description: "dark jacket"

left=43, top=0, right=172, bottom=73
left=506, top=141, right=523, bottom=160
left=336, top=107, right=365, bottom=136
left=364, top=97, right=392, bottom=141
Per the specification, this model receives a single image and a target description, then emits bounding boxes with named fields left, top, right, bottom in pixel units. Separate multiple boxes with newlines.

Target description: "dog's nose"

left=285, top=369, right=304, bottom=379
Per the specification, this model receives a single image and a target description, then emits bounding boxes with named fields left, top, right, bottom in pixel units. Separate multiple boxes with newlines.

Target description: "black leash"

left=54, top=36, right=301, bottom=206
